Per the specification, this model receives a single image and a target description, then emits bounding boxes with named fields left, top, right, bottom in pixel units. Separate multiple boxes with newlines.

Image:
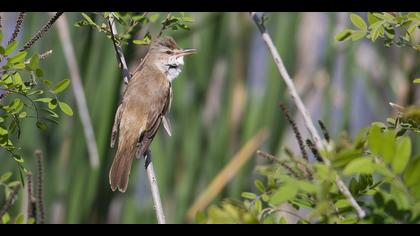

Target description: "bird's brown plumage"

left=109, top=58, right=171, bottom=192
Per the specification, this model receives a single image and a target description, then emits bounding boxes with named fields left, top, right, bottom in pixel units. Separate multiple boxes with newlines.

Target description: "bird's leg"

left=144, top=149, right=152, bottom=169
left=110, top=103, right=123, bottom=148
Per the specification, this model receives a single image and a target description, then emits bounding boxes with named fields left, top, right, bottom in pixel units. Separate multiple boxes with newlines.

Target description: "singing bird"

left=109, top=36, right=195, bottom=192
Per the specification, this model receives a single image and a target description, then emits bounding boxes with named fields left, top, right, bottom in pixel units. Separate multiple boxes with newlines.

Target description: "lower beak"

left=176, top=48, right=196, bottom=57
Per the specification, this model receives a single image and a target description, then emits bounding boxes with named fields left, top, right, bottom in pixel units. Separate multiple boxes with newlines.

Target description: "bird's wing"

left=144, top=81, right=171, bottom=139
left=162, top=84, right=173, bottom=136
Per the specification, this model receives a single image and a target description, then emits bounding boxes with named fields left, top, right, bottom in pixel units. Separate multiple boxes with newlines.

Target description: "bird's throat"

left=166, top=66, right=182, bottom=82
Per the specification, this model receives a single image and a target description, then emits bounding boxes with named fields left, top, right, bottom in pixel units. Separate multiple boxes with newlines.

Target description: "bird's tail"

left=109, top=132, right=138, bottom=192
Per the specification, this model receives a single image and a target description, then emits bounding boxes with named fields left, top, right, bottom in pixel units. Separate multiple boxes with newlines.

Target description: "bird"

left=109, top=36, right=195, bottom=192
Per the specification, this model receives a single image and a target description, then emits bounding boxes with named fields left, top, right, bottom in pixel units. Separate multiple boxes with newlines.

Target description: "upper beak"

left=175, top=48, right=196, bottom=57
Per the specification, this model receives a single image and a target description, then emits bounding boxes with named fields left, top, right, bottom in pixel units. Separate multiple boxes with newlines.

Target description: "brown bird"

left=109, top=36, right=195, bottom=192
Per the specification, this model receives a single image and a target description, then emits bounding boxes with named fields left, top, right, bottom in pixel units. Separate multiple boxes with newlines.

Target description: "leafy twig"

left=157, top=12, right=172, bottom=38
left=108, top=14, right=130, bottom=85
left=250, top=12, right=366, bottom=219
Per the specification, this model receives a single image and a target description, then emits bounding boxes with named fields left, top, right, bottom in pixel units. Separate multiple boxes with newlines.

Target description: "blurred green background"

left=0, top=12, right=419, bottom=223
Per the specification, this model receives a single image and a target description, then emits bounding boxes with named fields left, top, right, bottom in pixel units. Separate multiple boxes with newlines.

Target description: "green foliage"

left=1, top=29, right=73, bottom=178
left=336, top=12, right=420, bottom=51
left=199, top=115, right=420, bottom=223
left=74, top=12, right=193, bottom=46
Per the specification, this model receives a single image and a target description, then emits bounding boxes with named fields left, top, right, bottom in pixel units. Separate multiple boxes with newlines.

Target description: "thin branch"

left=108, top=14, right=130, bottom=85
left=250, top=12, right=366, bottom=219
left=20, top=12, right=63, bottom=52
left=35, top=150, right=45, bottom=224
left=54, top=13, right=99, bottom=169
left=8, top=12, right=26, bottom=44
left=144, top=151, right=166, bottom=224
left=157, top=12, right=172, bottom=38
left=108, top=13, right=166, bottom=224
left=0, top=186, right=20, bottom=218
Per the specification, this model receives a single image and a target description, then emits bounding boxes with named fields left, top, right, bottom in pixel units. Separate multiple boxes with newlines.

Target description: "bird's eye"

left=165, top=50, right=172, bottom=54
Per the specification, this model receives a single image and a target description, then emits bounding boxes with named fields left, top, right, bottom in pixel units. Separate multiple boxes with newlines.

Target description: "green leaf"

left=0, top=30, right=2, bottom=42
left=7, top=181, right=20, bottom=188
left=81, top=13, right=96, bottom=26
left=403, top=156, right=420, bottom=187
left=18, top=112, right=27, bottom=119
left=36, top=121, right=47, bottom=130
left=351, top=31, right=367, bottom=41
left=52, top=79, right=70, bottom=94
left=335, top=199, right=351, bottom=209
left=414, top=78, right=420, bottom=84
left=133, top=38, right=151, bottom=45
left=182, top=16, right=194, bottom=22
left=270, top=183, right=298, bottom=205
left=149, top=13, right=160, bottom=23
left=48, top=99, right=58, bottom=110
left=5, top=41, right=17, bottom=55
left=332, top=149, right=363, bottom=168
left=28, top=90, right=44, bottom=96
left=59, top=102, right=73, bottom=116
left=392, top=137, right=411, bottom=173
left=279, top=216, right=287, bottom=224
left=28, top=54, right=40, bottom=71
left=296, top=180, right=318, bottom=193
left=13, top=154, right=24, bottom=163
left=368, top=124, right=382, bottom=155
left=241, top=192, right=257, bottom=200
left=367, top=12, right=380, bottom=25
left=349, top=178, right=359, bottom=195
left=350, top=13, right=367, bottom=31
left=2, top=212, right=10, bottom=224
left=0, top=172, right=12, bottom=182
left=255, top=179, right=265, bottom=193
left=28, top=217, right=35, bottom=224
left=370, top=21, right=384, bottom=42
left=0, top=127, right=8, bottom=135
left=35, top=97, right=52, bottom=103
left=35, top=68, right=44, bottom=77
left=343, top=157, right=376, bottom=175
left=8, top=51, right=27, bottom=64
left=381, top=130, right=396, bottom=164
left=335, top=29, right=353, bottom=41
left=15, top=213, right=24, bottom=224
left=254, top=199, right=262, bottom=212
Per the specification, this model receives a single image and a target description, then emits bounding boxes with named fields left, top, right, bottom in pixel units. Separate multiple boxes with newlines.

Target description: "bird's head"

left=149, top=36, right=196, bottom=81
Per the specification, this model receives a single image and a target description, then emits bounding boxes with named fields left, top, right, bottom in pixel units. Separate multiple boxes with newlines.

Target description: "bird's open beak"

left=175, top=48, right=196, bottom=57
